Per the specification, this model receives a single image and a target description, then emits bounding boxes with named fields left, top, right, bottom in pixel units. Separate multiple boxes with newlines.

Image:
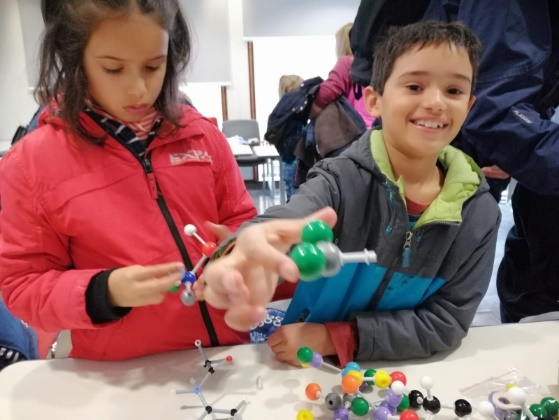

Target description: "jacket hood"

left=341, top=128, right=489, bottom=226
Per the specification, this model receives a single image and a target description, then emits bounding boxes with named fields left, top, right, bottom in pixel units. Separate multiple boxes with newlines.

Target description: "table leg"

left=279, top=159, right=286, bottom=205
left=269, top=158, right=276, bottom=199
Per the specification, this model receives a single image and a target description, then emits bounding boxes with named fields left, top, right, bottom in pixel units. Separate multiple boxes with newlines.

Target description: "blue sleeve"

left=425, top=0, right=559, bottom=195
left=0, top=301, right=39, bottom=369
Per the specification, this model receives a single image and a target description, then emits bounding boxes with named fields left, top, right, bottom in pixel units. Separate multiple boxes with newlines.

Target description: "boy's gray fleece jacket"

left=253, top=129, right=501, bottom=361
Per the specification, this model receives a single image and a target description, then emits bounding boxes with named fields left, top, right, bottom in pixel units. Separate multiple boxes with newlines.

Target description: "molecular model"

left=169, top=224, right=217, bottom=306
left=289, top=221, right=377, bottom=281
left=295, top=346, right=474, bottom=420
left=171, top=340, right=249, bottom=419
left=295, top=346, right=559, bottom=420
left=477, top=387, right=559, bottom=420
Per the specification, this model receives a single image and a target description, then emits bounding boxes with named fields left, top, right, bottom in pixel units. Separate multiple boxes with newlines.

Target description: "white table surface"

left=0, top=321, right=558, bottom=420
left=251, top=145, right=280, bottom=158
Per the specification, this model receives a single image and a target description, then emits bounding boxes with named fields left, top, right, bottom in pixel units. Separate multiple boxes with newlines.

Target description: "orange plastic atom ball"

left=305, top=383, right=322, bottom=401
left=341, top=374, right=360, bottom=394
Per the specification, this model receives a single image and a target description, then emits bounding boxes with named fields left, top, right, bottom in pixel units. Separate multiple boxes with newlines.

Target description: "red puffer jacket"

left=0, top=105, right=263, bottom=360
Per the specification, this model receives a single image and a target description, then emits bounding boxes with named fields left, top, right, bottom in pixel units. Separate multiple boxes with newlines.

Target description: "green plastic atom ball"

left=301, top=220, right=334, bottom=244
left=296, top=346, right=314, bottom=364
left=398, top=394, right=411, bottom=412
left=168, top=284, right=180, bottom=293
left=364, top=368, right=377, bottom=386
left=541, top=397, right=559, bottom=416
left=290, top=243, right=326, bottom=281
left=351, top=397, right=370, bottom=416
left=529, top=404, right=547, bottom=418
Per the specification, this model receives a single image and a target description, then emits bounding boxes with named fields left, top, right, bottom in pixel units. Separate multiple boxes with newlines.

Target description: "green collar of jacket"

left=369, top=129, right=482, bottom=228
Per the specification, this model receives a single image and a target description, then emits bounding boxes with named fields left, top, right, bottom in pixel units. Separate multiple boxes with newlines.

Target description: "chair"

left=221, top=120, right=269, bottom=188
left=222, top=119, right=260, bottom=142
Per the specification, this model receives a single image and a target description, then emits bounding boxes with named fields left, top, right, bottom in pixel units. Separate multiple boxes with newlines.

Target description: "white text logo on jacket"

left=170, top=150, right=213, bottom=165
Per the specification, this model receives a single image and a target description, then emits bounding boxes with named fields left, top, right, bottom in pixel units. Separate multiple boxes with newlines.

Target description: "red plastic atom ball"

left=391, top=371, right=407, bottom=386
left=305, top=383, right=322, bottom=401
left=202, top=242, right=217, bottom=257
left=400, top=409, right=419, bottom=420
left=225, top=356, right=233, bottom=363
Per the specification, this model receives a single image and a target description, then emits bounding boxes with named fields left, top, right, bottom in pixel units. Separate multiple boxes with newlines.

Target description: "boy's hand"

left=267, top=323, right=336, bottom=366
left=191, top=222, right=232, bottom=302
left=107, top=262, right=185, bottom=307
left=205, top=221, right=232, bottom=244
left=192, top=276, right=206, bottom=301
left=202, top=207, right=337, bottom=331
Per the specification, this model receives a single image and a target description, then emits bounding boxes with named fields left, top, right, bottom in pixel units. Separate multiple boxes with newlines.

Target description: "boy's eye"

left=448, top=88, right=464, bottom=95
left=406, top=84, right=422, bottom=91
left=104, top=68, right=122, bottom=75
left=146, top=66, right=161, bottom=72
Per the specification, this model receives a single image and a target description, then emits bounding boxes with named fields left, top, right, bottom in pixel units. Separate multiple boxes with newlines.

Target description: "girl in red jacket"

left=0, top=0, right=263, bottom=360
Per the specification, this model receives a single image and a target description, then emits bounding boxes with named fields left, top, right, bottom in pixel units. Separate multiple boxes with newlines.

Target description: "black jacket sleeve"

left=349, top=0, right=429, bottom=86
left=85, top=269, right=131, bottom=324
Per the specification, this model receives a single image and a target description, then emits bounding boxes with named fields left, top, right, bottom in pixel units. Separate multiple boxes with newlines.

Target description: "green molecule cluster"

left=529, top=397, right=559, bottom=418
left=289, top=220, right=334, bottom=281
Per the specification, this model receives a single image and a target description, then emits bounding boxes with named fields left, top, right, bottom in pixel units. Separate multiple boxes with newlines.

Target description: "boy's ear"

left=468, top=95, right=476, bottom=111
left=364, top=86, right=382, bottom=118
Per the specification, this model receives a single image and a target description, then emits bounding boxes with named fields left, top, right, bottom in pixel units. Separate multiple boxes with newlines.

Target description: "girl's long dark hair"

left=35, top=0, right=191, bottom=144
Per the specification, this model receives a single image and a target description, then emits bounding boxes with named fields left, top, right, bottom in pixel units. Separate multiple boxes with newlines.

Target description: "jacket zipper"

left=368, top=227, right=411, bottom=311
left=402, top=231, right=413, bottom=268
left=142, top=151, right=219, bottom=347
left=368, top=220, right=459, bottom=310
left=370, top=182, right=409, bottom=310
left=368, top=253, right=402, bottom=311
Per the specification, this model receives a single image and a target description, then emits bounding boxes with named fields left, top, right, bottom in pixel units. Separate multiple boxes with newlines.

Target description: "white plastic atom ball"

left=420, top=376, right=434, bottom=390
left=507, top=387, right=526, bottom=405
left=391, top=381, right=406, bottom=395
left=478, top=401, right=495, bottom=417
left=180, top=289, right=196, bottom=306
left=184, top=224, right=197, bottom=235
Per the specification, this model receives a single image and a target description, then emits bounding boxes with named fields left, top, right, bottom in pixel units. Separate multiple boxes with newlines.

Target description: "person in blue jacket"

left=269, top=75, right=305, bottom=202
left=0, top=301, right=39, bottom=370
left=422, top=0, right=559, bottom=323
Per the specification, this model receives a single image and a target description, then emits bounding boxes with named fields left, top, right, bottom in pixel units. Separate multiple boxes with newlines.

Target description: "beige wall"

left=0, top=0, right=38, bottom=148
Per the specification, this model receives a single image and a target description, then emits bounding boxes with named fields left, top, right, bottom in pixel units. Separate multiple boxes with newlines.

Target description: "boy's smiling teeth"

left=413, top=120, right=446, bottom=129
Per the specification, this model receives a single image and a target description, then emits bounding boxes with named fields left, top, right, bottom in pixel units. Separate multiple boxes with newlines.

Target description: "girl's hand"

left=107, top=262, right=185, bottom=307
left=202, top=207, right=337, bottom=331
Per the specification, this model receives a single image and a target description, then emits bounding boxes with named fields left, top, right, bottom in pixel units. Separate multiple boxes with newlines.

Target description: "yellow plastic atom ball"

left=374, top=370, right=392, bottom=388
left=505, top=383, right=517, bottom=390
left=296, top=409, right=314, bottom=420
left=347, top=370, right=364, bottom=386
left=300, top=363, right=310, bottom=368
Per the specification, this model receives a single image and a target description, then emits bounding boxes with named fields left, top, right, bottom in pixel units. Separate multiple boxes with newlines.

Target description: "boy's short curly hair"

left=371, top=20, right=482, bottom=95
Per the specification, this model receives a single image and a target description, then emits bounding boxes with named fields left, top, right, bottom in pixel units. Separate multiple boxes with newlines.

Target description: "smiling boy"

left=202, top=21, right=502, bottom=366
